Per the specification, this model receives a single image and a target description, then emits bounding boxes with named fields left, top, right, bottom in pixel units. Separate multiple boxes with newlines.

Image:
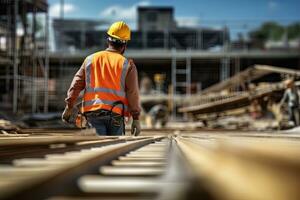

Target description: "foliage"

left=249, top=21, right=300, bottom=42
left=287, top=23, right=300, bottom=39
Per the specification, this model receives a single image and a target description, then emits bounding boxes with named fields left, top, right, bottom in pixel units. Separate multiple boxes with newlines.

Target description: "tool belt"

left=85, top=109, right=123, bottom=118
left=84, top=101, right=126, bottom=135
left=85, top=109, right=113, bottom=118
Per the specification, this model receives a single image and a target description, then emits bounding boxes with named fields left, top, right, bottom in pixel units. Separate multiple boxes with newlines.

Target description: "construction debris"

left=179, top=65, right=300, bottom=130
left=0, top=119, right=20, bottom=135
left=202, top=65, right=300, bottom=94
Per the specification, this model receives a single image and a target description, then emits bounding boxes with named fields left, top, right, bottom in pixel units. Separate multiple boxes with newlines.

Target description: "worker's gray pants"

left=87, top=115, right=124, bottom=136
left=288, top=106, right=300, bottom=127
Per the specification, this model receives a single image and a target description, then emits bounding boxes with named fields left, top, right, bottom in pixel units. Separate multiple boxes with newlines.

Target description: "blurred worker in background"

left=249, top=99, right=262, bottom=119
left=280, top=79, right=300, bottom=127
left=146, top=104, right=169, bottom=128
left=140, top=75, right=156, bottom=95
left=62, top=21, right=141, bottom=136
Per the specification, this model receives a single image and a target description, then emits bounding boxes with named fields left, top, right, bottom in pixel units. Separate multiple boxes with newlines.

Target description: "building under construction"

left=49, top=6, right=300, bottom=114
left=1, top=3, right=300, bottom=114
left=0, top=0, right=49, bottom=114
left=1, top=1, right=300, bottom=200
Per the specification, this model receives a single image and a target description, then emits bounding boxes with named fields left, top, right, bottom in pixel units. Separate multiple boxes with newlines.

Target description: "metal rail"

left=0, top=136, right=165, bottom=200
left=0, top=137, right=139, bottom=163
left=1, top=131, right=300, bottom=200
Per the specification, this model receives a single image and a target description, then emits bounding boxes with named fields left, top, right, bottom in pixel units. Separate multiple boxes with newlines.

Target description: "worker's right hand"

left=62, top=106, right=73, bottom=123
left=131, top=120, right=141, bottom=136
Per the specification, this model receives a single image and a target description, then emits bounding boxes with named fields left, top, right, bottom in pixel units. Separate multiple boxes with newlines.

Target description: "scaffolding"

left=171, top=48, right=192, bottom=119
left=0, top=0, right=49, bottom=114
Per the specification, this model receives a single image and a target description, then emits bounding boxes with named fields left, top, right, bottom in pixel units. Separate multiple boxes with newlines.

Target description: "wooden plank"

left=100, top=166, right=164, bottom=176
left=0, top=137, right=163, bottom=200
left=118, top=157, right=166, bottom=162
left=112, top=160, right=166, bottom=167
left=176, top=135, right=300, bottom=200
left=202, top=65, right=300, bottom=94
left=179, top=83, right=283, bottom=115
left=78, top=176, right=163, bottom=193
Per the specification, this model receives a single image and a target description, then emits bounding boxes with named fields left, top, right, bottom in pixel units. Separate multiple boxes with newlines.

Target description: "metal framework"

left=171, top=48, right=192, bottom=119
left=0, top=0, right=49, bottom=113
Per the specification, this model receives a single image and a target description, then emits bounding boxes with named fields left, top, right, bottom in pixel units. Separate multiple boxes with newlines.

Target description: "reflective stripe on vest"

left=82, top=51, right=130, bottom=116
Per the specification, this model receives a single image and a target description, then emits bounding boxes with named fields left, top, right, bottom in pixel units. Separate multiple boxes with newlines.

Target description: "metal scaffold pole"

left=163, top=29, right=169, bottom=49
left=171, top=48, right=177, bottom=119
left=220, top=25, right=230, bottom=82
left=44, top=12, right=49, bottom=113
left=13, top=0, right=19, bottom=113
left=59, top=0, right=64, bottom=80
left=6, top=0, right=11, bottom=94
left=32, top=2, right=37, bottom=113
left=235, top=57, right=240, bottom=91
left=186, top=48, right=191, bottom=95
left=220, top=57, right=230, bottom=81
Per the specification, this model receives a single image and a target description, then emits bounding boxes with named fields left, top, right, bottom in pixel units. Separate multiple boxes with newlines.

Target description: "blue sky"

left=48, top=0, right=300, bottom=38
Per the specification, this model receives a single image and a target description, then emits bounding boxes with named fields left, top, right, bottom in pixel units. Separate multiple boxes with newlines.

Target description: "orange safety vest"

left=81, top=50, right=130, bottom=116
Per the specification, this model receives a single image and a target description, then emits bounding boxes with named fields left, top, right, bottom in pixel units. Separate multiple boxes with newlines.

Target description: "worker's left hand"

left=62, top=106, right=73, bottom=123
left=131, top=120, right=141, bottom=136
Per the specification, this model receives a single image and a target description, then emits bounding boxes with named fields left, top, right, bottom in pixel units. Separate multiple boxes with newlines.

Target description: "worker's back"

left=82, top=50, right=129, bottom=116
left=88, top=50, right=127, bottom=90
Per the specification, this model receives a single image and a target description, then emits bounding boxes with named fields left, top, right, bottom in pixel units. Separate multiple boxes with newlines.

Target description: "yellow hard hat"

left=107, top=21, right=131, bottom=42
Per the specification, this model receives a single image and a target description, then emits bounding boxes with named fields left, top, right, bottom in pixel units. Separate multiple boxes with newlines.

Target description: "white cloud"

left=268, top=1, right=279, bottom=11
left=99, top=1, right=151, bottom=29
left=49, top=3, right=77, bottom=18
left=176, top=17, right=199, bottom=28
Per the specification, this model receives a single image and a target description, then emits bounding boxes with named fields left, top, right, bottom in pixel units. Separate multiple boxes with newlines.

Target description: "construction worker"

left=62, top=21, right=141, bottom=136
left=280, top=79, right=300, bottom=127
left=147, top=104, right=169, bottom=128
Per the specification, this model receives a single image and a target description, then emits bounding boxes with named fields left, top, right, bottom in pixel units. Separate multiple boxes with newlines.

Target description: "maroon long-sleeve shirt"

left=65, top=49, right=141, bottom=119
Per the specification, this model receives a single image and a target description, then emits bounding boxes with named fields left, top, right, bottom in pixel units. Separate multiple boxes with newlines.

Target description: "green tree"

left=249, top=22, right=285, bottom=42
left=287, top=22, right=300, bottom=40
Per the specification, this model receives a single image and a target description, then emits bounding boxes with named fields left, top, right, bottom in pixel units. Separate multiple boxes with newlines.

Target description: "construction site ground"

left=1, top=127, right=300, bottom=200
